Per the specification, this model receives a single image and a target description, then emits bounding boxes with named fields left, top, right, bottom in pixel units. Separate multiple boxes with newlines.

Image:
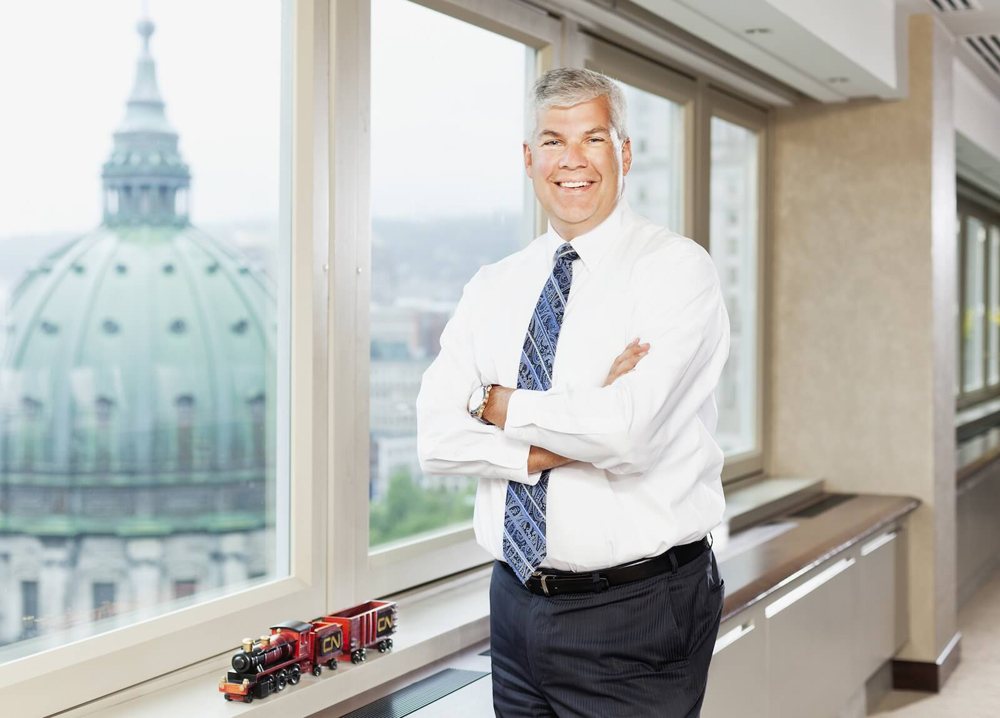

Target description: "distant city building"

left=0, top=15, right=275, bottom=647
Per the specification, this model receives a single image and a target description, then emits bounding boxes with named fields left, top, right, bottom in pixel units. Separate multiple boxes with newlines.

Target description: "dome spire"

left=101, top=2, right=191, bottom=227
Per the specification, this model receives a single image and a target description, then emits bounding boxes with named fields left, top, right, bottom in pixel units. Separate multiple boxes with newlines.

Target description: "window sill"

left=58, top=476, right=824, bottom=718
left=956, top=397, right=1000, bottom=441
left=62, top=567, right=492, bottom=718
left=720, top=475, right=825, bottom=534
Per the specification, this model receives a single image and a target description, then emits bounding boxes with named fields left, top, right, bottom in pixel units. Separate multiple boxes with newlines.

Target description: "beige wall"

left=767, top=14, right=957, bottom=662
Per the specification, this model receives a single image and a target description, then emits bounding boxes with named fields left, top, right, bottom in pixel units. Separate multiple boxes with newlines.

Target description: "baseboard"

left=891, top=631, right=962, bottom=693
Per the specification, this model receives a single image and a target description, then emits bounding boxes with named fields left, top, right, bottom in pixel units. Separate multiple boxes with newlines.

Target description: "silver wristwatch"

left=468, top=384, right=494, bottom=424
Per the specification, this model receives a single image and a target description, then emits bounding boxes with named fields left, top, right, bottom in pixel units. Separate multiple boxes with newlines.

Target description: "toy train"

left=218, top=600, right=398, bottom=703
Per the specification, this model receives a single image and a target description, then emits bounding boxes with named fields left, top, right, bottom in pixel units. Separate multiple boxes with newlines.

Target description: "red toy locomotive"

left=218, top=600, right=398, bottom=703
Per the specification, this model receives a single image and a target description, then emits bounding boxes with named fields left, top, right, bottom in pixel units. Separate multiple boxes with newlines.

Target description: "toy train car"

left=219, top=600, right=398, bottom=703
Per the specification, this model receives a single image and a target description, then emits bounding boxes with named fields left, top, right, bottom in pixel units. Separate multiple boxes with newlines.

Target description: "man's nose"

left=558, top=142, right=588, bottom=169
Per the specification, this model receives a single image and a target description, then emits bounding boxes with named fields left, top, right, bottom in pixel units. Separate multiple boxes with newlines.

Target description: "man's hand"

left=482, top=385, right=514, bottom=430
left=603, top=338, right=649, bottom=387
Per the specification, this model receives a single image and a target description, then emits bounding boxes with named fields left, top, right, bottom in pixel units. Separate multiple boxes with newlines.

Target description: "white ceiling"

left=630, top=0, right=1000, bottom=103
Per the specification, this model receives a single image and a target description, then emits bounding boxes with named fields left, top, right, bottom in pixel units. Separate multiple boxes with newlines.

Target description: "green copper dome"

left=0, top=17, right=277, bottom=538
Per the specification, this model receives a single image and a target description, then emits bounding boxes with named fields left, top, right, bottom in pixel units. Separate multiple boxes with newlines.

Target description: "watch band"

left=472, top=383, right=494, bottom=423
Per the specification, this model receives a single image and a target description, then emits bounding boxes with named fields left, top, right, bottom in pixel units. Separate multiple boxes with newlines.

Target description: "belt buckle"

left=533, top=571, right=555, bottom=597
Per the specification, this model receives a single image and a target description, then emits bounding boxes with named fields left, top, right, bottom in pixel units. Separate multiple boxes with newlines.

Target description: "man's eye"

left=588, top=138, right=604, bottom=143
left=543, top=140, right=559, bottom=146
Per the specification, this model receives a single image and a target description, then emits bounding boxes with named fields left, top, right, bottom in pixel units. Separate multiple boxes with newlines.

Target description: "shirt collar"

left=544, top=198, right=628, bottom=272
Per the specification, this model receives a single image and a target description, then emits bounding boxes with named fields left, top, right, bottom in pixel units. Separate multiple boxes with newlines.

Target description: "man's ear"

left=523, top=142, right=534, bottom=178
left=621, top=137, right=632, bottom=177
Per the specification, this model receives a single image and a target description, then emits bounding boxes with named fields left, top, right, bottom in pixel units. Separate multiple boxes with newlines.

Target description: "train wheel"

left=387, top=639, right=393, bottom=650
left=289, top=665, right=301, bottom=684
left=245, top=695, right=253, bottom=704
left=351, top=650, right=361, bottom=664
left=328, top=659, right=338, bottom=670
left=312, top=665, right=322, bottom=677
left=360, top=650, right=367, bottom=662
left=224, top=695, right=232, bottom=701
left=276, top=670, right=288, bottom=691
left=378, top=641, right=386, bottom=653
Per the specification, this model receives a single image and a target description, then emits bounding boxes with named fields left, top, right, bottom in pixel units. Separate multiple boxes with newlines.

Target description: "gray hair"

left=525, top=67, right=628, bottom=145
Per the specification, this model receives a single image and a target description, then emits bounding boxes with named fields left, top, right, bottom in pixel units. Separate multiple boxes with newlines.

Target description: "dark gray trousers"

left=490, top=547, right=725, bottom=718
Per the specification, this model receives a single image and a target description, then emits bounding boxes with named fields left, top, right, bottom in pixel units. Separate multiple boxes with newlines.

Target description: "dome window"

left=206, top=262, right=220, bottom=275
left=162, top=263, right=175, bottom=275
left=95, top=395, right=116, bottom=423
left=247, top=392, right=266, bottom=465
left=40, top=320, right=59, bottom=335
left=72, top=263, right=85, bottom=274
left=21, top=396, right=43, bottom=419
left=116, top=264, right=128, bottom=274
left=231, top=319, right=249, bottom=335
left=168, top=319, right=187, bottom=334
left=237, top=264, right=250, bottom=275
left=102, top=319, right=121, bottom=335
left=175, top=394, right=195, bottom=410
left=38, top=261, right=53, bottom=274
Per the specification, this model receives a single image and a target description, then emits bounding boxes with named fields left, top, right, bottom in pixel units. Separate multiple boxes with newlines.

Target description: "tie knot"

left=555, top=243, right=579, bottom=265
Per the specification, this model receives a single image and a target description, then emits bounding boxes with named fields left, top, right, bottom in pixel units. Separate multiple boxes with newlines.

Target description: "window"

left=581, top=36, right=695, bottom=238
left=710, top=113, right=760, bottom=461
left=349, top=0, right=561, bottom=598
left=618, top=82, right=686, bottom=233
left=964, top=216, right=987, bottom=392
left=0, top=2, right=326, bottom=713
left=957, top=191, right=1000, bottom=408
left=369, top=0, right=536, bottom=548
left=579, top=39, right=766, bottom=483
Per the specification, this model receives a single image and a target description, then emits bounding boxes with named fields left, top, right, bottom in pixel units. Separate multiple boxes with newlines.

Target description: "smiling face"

left=523, top=95, right=632, bottom=240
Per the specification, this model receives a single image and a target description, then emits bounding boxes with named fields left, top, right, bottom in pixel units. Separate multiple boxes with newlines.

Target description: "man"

left=415, top=67, right=731, bottom=717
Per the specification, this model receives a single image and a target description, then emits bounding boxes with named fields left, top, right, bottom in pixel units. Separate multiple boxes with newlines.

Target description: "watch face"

left=469, top=386, right=484, bottom=414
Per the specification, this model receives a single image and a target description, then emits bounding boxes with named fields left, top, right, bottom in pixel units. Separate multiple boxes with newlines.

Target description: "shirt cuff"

left=492, top=424, right=534, bottom=484
left=503, top=388, right=536, bottom=440
left=502, top=391, right=545, bottom=486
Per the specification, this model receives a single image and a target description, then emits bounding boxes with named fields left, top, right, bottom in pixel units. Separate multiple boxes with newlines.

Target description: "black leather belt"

left=512, top=536, right=712, bottom=597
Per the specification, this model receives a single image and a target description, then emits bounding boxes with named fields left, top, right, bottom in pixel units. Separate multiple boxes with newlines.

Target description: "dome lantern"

left=101, top=12, right=191, bottom=227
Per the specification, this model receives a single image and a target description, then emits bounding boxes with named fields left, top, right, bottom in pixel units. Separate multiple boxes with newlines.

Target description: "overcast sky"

left=370, top=0, right=530, bottom=221
left=0, top=0, right=532, bottom=239
left=0, top=0, right=281, bottom=237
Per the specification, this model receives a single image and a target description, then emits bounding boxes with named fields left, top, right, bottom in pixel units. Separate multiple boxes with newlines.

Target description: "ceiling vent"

left=927, top=0, right=981, bottom=11
left=966, top=35, right=1000, bottom=76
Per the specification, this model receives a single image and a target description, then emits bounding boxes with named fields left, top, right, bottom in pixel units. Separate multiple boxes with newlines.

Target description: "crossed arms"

left=415, top=244, right=730, bottom=484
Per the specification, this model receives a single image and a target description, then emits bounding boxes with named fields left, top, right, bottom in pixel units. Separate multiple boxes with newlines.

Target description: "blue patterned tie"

left=502, top=241, right=580, bottom=583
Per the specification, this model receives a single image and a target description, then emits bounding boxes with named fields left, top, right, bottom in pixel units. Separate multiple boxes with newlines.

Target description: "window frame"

left=331, top=0, right=563, bottom=603
left=957, top=186, right=1000, bottom=410
left=3, top=2, right=330, bottom=714
left=578, top=34, right=698, bottom=238
left=704, top=88, right=768, bottom=484
left=570, top=30, right=768, bottom=485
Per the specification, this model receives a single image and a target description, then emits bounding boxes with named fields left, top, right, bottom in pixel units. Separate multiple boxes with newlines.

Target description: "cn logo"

left=378, top=615, right=393, bottom=633
left=322, top=633, right=342, bottom=653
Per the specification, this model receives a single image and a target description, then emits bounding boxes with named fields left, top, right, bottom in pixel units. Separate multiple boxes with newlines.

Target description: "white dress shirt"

left=415, top=199, right=731, bottom=572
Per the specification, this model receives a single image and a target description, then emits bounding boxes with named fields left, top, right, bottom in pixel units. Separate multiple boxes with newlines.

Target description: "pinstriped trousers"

left=489, top=547, right=725, bottom=718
